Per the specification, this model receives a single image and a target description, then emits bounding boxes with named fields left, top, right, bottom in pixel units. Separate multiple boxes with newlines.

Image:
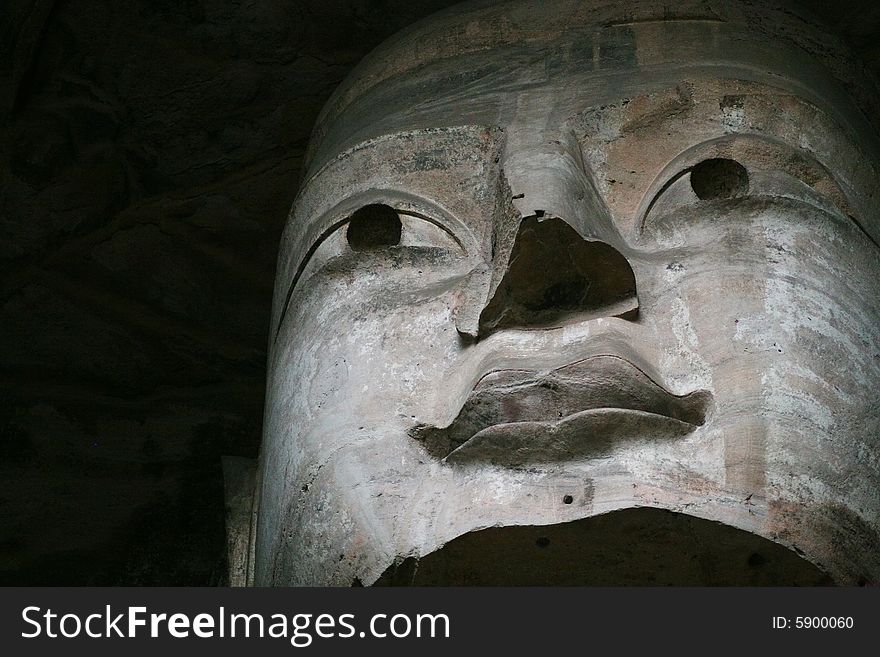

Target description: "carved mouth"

left=411, top=355, right=712, bottom=466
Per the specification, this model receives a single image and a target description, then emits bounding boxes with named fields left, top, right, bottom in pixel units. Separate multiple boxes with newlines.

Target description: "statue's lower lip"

left=443, top=408, right=702, bottom=466
left=410, top=355, right=713, bottom=464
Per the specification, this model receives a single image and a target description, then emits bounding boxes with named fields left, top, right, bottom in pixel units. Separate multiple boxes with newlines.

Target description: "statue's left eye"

left=689, top=158, right=750, bottom=200
left=637, top=156, right=752, bottom=238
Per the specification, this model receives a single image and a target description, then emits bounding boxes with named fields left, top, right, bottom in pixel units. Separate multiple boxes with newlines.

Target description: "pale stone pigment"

left=236, top=0, right=880, bottom=585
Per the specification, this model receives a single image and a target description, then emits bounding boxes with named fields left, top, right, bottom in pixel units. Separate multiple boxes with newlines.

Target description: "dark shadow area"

left=690, top=158, right=749, bottom=200
left=375, top=507, right=834, bottom=586
left=346, top=204, right=402, bottom=251
left=479, top=217, right=637, bottom=335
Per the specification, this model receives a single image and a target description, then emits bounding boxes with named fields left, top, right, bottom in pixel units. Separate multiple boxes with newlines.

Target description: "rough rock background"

left=0, top=0, right=877, bottom=584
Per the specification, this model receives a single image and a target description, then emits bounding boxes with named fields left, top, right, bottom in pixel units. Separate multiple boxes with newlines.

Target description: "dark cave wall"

left=0, top=0, right=878, bottom=584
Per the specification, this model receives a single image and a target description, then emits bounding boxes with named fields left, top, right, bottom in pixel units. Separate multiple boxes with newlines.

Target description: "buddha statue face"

left=253, top=0, right=880, bottom=586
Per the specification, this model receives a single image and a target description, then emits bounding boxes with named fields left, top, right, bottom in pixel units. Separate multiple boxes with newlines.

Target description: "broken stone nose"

left=477, top=215, right=638, bottom=334
left=451, top=133, right=639, bottom=338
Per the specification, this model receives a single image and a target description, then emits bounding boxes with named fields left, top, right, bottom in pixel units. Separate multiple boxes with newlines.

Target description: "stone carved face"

left=255, top=0, right=880, bottom=585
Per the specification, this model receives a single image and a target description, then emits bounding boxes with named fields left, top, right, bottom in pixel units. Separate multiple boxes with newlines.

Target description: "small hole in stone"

left=690, top=158, right=749, bottom=200
left=346, top=204, right=402, bottom=251
left=747, top=552, right=767, bottom=567
left=563, top=495, right=574, bottom=504
left=535, top=537, right=550, bottom=548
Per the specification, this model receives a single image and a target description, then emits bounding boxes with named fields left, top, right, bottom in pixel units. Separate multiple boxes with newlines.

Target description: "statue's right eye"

left=341, top=203, right=461, bottom=254
left=293, top=202, right=464, bottom=290
left=346, top=204, right=402, bottom=251
left=274, top=200, right=468, bottom=339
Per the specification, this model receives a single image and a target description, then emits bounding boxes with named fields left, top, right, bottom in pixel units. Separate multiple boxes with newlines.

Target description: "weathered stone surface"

left=257, top=0, right=880, bottom=586
left=222, top=456, right=257, bottom=588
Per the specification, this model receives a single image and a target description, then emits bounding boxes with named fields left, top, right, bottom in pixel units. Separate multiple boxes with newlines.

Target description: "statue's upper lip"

left=411, top=355, right=712, bottom=466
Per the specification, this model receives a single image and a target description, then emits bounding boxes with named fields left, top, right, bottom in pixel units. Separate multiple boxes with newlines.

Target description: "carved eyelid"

left=274, top=193, right=472, bottom=342
left=633, top=139, right=752, bottom=234
left=633, top=135, right=856, bottom=238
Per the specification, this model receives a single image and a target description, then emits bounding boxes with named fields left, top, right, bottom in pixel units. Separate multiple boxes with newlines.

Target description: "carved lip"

left=411, top=355, right=712, bottom=466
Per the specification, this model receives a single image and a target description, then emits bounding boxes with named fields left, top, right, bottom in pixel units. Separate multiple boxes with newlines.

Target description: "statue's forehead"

left=295, top=75, right=875, bottom=236
left=307, top=11, right=879, bottom=176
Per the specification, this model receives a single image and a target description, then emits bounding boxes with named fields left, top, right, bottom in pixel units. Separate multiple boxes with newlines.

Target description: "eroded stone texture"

left=254, top=0, right=880, bottom=586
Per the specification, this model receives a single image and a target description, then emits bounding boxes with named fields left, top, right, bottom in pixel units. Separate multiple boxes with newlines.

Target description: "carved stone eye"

left=346, top=204, right=402, bottom=251
left=690, top=158, right=749, bottom=200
